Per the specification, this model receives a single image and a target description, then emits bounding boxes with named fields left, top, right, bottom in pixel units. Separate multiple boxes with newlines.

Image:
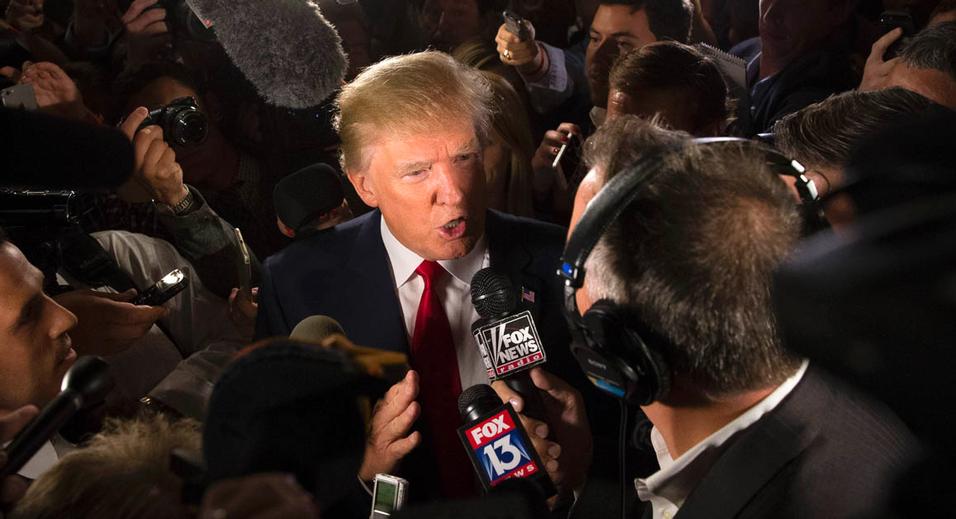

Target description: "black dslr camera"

left=138, top=96, right=208, bottom=147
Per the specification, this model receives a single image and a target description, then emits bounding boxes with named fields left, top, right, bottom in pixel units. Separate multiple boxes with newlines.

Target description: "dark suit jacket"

left=618, top=367, right=921, bottom=519
left=256, top=209, right=574, bottom=366
left=255, top=209, right=595, bottom=500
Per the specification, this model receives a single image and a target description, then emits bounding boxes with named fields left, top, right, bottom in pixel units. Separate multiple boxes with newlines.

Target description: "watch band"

left=171, top=188, right=196, bottom=215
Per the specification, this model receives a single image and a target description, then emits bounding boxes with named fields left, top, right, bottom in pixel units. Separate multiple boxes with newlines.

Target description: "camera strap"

left=58, top=226, right=139, bottom=293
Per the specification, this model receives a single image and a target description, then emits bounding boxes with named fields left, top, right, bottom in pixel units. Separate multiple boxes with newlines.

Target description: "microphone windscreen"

left=457, top=384, right=500, bottom=418
left=0, top=108, right=133, bottom=190
left=185, top=0, right=347, bottom=108
left=290, top=315, right=346, bottom=343
left=273, top=163, right=345, bottom=232
left=471, top=268, right=516, bottom=318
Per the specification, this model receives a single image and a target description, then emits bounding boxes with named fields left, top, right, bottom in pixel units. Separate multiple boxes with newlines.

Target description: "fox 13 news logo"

left=460, top=407, right=542, bottom=488
left=473, top=311, right=547, bottom=380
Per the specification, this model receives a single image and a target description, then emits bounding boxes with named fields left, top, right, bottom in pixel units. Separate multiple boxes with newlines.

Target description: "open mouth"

left=438, top=217, right=467, bottom=240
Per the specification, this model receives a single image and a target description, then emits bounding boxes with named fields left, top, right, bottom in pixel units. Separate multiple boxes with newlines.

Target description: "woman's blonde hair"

left=335, top=50, right=494, bottom=173
left=481, top=71, right=536, bottom=217
left=11, top=414, right=201, bottom=519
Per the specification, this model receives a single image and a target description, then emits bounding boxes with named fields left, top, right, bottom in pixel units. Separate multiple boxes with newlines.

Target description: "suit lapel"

left=486, top=210, right=538, bottom=301
left=340, top=210, right=409, bottom=353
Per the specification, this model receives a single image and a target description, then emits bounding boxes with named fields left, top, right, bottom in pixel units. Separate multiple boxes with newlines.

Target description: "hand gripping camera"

left=138, top=96, right=208, bottom=147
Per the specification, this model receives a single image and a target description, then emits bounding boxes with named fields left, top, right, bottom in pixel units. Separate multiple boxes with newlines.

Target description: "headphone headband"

left=558, top=137, right=823, bottom=320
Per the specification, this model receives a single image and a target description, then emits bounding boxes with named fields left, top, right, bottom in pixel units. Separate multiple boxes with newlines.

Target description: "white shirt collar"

left=380, top=217, right=487, bottom=288
left=16, top=435, right=75, bottom=480
left=636, top=360, right=810, bottom=510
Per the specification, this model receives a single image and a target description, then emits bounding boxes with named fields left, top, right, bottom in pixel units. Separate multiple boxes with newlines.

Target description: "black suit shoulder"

left=678, top=366, right=921, bottom=519
left=753, top=368, right=919, bottom=518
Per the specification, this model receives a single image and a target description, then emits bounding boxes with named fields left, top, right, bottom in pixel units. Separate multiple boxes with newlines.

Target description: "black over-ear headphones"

left=557, top=137, right=825, bottom=406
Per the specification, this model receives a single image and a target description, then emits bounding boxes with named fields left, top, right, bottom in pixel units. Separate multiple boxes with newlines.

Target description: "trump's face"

left=348, top=118, right=488, bottom=260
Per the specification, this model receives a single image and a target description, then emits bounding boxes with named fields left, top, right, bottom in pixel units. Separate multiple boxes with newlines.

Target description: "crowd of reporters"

left=1, top=0, right=955, bottom=517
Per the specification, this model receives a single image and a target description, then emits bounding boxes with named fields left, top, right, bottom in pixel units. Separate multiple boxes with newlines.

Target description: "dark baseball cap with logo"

left=273, top=163, right=345, bottom=234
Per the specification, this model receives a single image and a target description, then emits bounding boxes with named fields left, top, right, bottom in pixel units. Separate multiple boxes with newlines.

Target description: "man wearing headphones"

left=494, top=115, right=919, bottom=517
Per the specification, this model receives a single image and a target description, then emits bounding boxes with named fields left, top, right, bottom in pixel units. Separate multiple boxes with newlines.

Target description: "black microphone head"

left=290, top=315, right=346, bottom=342
left=60, top=356, right=113, bottom=405
left=471, top=268, right=516, bottom=318
left=458, top=384, right=502, bottom=420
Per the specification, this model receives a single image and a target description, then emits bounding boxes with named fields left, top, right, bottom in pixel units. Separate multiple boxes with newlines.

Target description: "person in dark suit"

left=493, top=116, right=921, bottom=518
left=255, top=51, right=588, bottom=501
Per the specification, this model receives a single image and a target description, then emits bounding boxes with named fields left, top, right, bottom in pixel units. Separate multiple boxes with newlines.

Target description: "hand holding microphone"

left=489, top=368, right=592, bottom=495
left=0, top=406, right=39, bottom=510
left=288, top=315, right=419, bottom=483
left=0, top=357, right=113, bottom=479
left=457, top=384, right=555, bottom=498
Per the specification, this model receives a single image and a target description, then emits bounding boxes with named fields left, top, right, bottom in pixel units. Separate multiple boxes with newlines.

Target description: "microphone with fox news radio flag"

left=182, top=0, right=347, bottom=108
left=470, top=268, right=549, bottom=424
left=457, top=384, right=555, bottom=498
left=0, top=356, right=113, bottom=478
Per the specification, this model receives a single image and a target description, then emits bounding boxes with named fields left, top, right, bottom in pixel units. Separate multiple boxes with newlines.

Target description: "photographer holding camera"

left=117, top=61, right=279, bottom=258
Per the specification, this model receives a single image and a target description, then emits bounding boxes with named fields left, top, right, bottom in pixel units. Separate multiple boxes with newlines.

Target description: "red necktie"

left=410, top=260, right=474, bottom=497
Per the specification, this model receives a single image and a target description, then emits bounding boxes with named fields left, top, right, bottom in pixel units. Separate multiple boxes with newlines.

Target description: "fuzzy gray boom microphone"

left=185, top=0, right=348, bottom=109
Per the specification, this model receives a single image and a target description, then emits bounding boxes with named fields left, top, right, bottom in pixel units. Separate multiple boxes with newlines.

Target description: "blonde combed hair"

left=334, top=51, right=495, bottom=173
left=11, top=414, right=201, bottom=519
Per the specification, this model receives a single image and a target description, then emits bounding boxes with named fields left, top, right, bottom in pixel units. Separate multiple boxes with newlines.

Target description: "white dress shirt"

left=635, top=360, right=811, bottom=519
left=380, top=219, right=491, bottom=390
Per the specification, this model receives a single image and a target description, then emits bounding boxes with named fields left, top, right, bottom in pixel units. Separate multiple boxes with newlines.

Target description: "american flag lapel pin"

left=521, top=287, right=536, bottom=304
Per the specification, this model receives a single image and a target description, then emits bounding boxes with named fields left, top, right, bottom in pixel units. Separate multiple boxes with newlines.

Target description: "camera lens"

left=170, top=109, right=208, bottom=146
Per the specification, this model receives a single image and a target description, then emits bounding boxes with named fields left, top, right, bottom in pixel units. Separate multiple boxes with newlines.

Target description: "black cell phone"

left=133, top=268, right=188, bottom=306
left=879, top=10, right=916, bottom=60
left=234, top=228, right=253, bottom=300
left=553, top=131, right=581, bottom=172
left=502, top=10, right=532, bottom=41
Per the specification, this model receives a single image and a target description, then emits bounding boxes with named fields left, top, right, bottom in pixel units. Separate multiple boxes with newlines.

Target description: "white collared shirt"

left=16, top=436, right=76, bottom=480
left=380, top=218, right=491, bottom=390
left=635, top=360, right=811, bottom=519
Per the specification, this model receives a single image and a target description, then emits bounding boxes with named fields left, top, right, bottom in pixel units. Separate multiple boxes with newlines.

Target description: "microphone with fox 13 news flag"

left=470, top=268, right=549, bottom=423
left=457, top=384, right=556, bottom=498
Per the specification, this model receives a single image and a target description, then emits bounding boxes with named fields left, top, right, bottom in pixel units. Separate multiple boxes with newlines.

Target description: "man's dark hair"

left=931, top=0, right=956, bottom=20
left=583, top=115, right=803, bottom=396
left=599, top=0, right=694, bottom=43
left=609, top=41, right=730, bottom=133
left=900, top=21, right=956, bottom=81
left=773, top=87, right=937, bottom=169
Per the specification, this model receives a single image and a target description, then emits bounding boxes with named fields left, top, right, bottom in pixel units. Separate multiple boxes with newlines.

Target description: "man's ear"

left=347, top=170, right=379, bottom=208
left=276, top=216, right=296, bottom=238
